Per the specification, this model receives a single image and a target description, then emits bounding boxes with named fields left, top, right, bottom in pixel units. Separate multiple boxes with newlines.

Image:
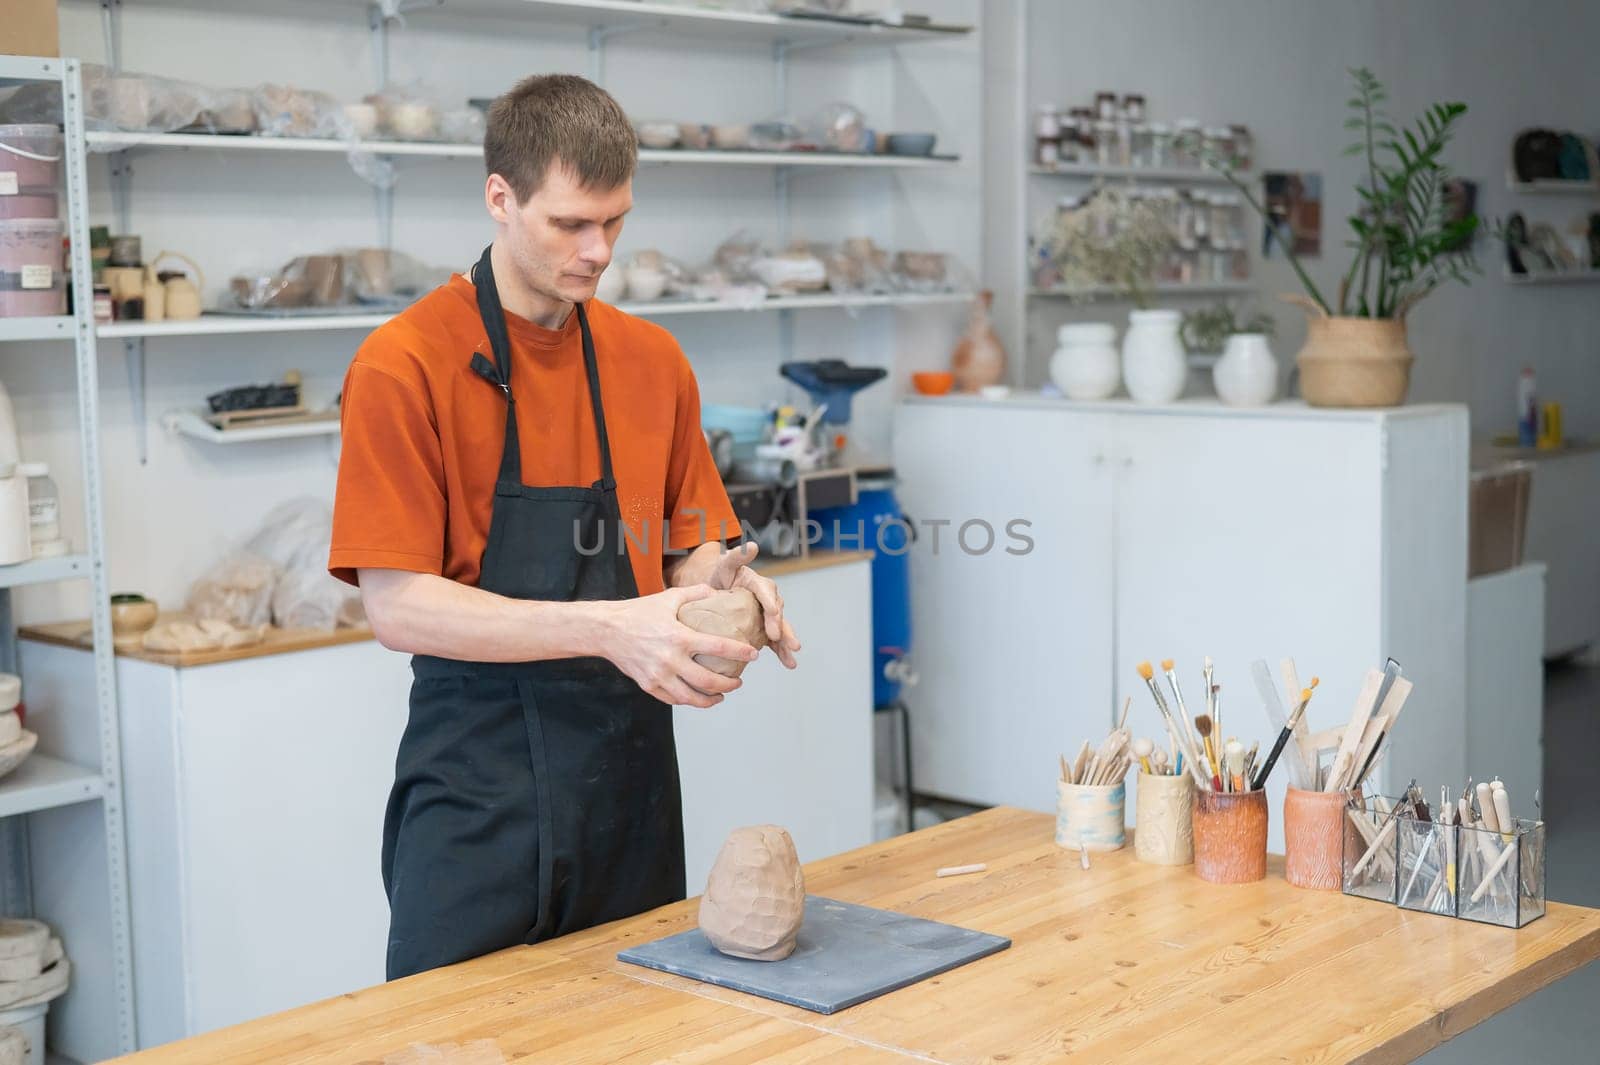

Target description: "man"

left=328, top=74, right=802, bottom=981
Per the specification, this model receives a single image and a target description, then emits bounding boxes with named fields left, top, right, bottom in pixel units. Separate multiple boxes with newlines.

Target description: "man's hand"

left=599, top=584, right=760, bottom=708
left=707, top=542, right=802, bottom=670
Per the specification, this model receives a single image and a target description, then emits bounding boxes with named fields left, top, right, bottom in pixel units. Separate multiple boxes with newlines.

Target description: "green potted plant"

left=1198, top=68, right=1481, bottom=407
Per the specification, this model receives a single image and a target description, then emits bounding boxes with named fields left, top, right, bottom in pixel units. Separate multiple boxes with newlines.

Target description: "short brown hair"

left=485, top=74, right=637, bottom=201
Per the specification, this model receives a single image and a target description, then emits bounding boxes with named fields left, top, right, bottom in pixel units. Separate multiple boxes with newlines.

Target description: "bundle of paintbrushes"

left=1135, top=658, right=1263, bottom=793
left=1059, top=699, right=1135, bottom=787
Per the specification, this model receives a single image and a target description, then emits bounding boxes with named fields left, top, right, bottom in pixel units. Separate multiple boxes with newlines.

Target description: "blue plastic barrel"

left=810, top=479, right=913, bottom=708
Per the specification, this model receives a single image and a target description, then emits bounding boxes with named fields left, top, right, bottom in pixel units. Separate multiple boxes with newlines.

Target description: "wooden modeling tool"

left=936, top=863, right=986, bottom=878
left=1351, top=673, right=1413, bottom=790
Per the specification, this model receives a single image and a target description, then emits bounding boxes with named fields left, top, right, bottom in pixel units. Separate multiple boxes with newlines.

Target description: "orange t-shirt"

left=329, top=274, right=736, bottom=596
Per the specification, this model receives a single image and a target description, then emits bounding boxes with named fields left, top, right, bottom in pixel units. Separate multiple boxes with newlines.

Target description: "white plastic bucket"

left=0, top=1001, right=47, bottom=1065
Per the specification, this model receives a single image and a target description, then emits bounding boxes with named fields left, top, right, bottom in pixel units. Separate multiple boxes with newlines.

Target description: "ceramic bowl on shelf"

left=911, top=371, right=954, bottom=396
left=109, top=593, right=159, bottom=653
left=711, top=123, right=751, bottom=150
left=885, top=132, right=937, bottom=156
left=635, top=121, right=680, bottom=149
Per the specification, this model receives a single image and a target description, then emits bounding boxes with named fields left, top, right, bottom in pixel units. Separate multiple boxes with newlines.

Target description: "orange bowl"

left=912, top=371, right=954, bottom=396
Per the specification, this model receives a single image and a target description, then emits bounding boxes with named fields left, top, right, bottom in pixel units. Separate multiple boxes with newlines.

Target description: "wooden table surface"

left=114, top=807, right=1600, bottom=1065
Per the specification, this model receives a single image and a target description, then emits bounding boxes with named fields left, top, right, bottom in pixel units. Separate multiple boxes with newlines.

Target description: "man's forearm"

left=358, top=568, right=617, bottom=663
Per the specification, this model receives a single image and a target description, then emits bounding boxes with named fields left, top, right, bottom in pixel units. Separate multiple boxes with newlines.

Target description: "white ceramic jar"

left=1121, top=309, right=1186, bottom=404
left=1049, top=322, right=1120, bottom=400
left=1213, top=332, right=1279, bottom=407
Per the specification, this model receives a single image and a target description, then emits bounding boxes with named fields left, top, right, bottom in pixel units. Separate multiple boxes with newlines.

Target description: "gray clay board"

left=616, top=895, right=1011, bottom=1014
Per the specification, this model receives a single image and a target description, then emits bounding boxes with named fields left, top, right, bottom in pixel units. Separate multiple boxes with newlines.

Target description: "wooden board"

left=18, top=616, right=374, bottom=668
left=108, top=807, right=1600, bottom=1065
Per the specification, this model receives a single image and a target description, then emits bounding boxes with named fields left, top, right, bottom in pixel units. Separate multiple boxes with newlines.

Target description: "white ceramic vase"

left=1049, top=322, right=1120, bottom=400
left=1121, top=309, right=1187, bottom=404
left=1213, top=332, right=1279, bottom=407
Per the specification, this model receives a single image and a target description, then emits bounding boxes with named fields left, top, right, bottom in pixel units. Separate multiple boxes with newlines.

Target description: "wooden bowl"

left=912, top=371, right=954, bottom=396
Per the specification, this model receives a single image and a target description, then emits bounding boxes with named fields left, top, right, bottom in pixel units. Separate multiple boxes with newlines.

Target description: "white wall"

left=994, top=0, right=1600, bottom=437
left=4, top=0, right=982, bottom=624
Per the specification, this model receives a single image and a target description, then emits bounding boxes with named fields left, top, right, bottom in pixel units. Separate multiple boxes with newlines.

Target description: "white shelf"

left=0, top=316, right=74, bottom=342
left=0, top=755, right=107, bottom=819
left=98, top=314, right=393, bottom=339
left=1031, top=163, right=1232, bottom=184
left=365, top=0, right=969, bottom=43
left=0, top=553, right=91, bottom=589
left=1504, top=270, right=1600, bottom=286
left=1505, top=175, right=1599, bottom=195
left=0, top=55, right=64, bottom=83
left=86, top=131, right=957, bottom=169
left=98, top=292, right=972, bottom=339
left=162, top=410, right=341, bottom=444
left=1030, top=282, right=1256, bottom=300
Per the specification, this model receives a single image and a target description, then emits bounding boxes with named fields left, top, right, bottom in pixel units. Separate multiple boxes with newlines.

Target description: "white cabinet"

left=892, top=402, right=1115, bottom=812
left=18, top=555, right=872, bottom=1045
left=894, top=396, right=1469, bottom=840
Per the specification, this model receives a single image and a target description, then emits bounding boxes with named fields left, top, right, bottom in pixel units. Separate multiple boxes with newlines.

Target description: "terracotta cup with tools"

left=1284, top=787, right=1354, bottom=889
left=1193, top=788, right=1268, bottom=883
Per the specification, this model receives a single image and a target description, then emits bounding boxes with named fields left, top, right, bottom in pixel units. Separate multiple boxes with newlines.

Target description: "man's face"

left=494, top=162, right=632, bottom=305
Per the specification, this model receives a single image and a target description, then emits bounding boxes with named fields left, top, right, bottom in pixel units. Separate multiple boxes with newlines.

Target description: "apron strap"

left=470, top=245, right=616, bottom=491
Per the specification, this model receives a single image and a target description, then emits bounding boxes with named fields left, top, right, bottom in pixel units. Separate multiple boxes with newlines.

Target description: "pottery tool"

left=1138, top=661, right=1208, bottom=788
left=1193, top=714, right=1222, bottom=790
left=1151, top=748, right=1171, bottom=776
left=1253, top=682, right=1317, bottom=791
left=1133, top=737, right=1155, bottom=776
left=1243, top=740, right=1258, bottom=784
left=1352, top=779, right=1417, bottom=878
left=1326, top=667, right=1385, bottom=792
left=1491, top=780, right=1513, bottom=843
left=936, top=863, right=987, bottom=878
left=1351, top=674, right=1414, bottom=790
left=1116, top=695, right=1132, bottom=733
left=1470, top=783, right=1523, bottom=904
left=1253, top=660, right=1312, bottom=790
left=1079, top=841, right=1091, bottom=870
left=1223, top=739, right=1246, bottom=792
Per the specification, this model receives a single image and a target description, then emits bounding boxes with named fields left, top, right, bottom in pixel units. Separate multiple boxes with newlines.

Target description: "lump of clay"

left=699, top=824, right=805, bottom=961
left=677, top=588, right=769, bottom=679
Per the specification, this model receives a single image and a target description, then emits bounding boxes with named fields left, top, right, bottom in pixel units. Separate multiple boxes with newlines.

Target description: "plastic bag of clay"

left=808, top=102, right=868, bottom=154
left=246, top=497, right=362, bottom=631
left=186, top=552, right=278, bottom=628
left=228, top=254, right=351, bottom=311
left=252, top=83, right=346, bottom=140
left=712, top=231, right=763, bottom=285
left=751, top=245, right=828, bottom=292
left=889, top=250, right=971, bottom=294
left=748, top=119, right=805, bottom=152
left=823, top=237, right=893, bottom=294
left=338, top=248, right=450, bottom=306
left=359, top=84, right=446, bottom=142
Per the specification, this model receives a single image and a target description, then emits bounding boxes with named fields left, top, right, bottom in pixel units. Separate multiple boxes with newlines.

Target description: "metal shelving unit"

left=1030, top=281, right=1257, bottom=300
left=0, top=56, right=137, bottom=1061
left=86, top=130, right=959, bottom=169
left=1030, top=162, right=1231, bottom=184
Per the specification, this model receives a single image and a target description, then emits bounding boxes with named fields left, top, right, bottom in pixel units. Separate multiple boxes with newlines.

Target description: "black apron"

left=380, top=246, right=686, bottom=980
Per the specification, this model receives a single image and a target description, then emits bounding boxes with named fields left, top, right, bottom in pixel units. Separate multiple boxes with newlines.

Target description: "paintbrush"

left=1243, top=740, right=1259, bottom=787
left=1212, top=681, right=1223, bottom=754
left=1161, top=658, right=1203, bottom=761
left=1194, top=713, right=1222, bottom=790
left=1138, top=661, right=1209, bottom=788
left=1252, top=681, right=1317, bottom=790
left=1224, top=739, right=1246, bottom=792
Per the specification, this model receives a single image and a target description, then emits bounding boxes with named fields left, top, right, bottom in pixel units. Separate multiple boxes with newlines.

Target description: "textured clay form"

left=1193, top=789, right=1269, bottom=884
left=677, top=588, right=769, bottom=679
left=1135, top=771, right=1195, bottom=866
left=699, top=825, right=805, bottom=961
left=1283, top=787, right=1349, bottom=890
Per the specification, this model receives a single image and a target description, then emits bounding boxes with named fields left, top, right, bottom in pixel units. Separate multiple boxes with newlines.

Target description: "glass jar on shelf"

left=1094, top=120, right=1117, bottom=167
left=19, top=462, right=58, bottom=545
left=1095, top=92, right=1119, bottom=122
left=1115, top=120, right=1133, bottom=167
left=1229, top=124, right=1254, bottom=170
left=1191, top=192, right=1211, bottom=244
left=1210, top=193, right=1236, bottom=246
left=1034, top=106, right=1061, bottom=167
left=1068, top=108, right=1095, bottom=157
left=1173, top=119, right=1203, bottom=167
left=1130, top=123, right=1153, bottom=167
left=1202, top=126, right=1234, bottom=165
left=1147, top=122, right=1172, bottom=169
left=1231, top=248, right=1251, bottom=281
left=1121, top=93, right=1147, bottom=124
left=1175, top=190, right=1199, bottom=247
left=1174, top=240, right=1198, bottom=284
left=1209, top=244, right=1234, bottom=283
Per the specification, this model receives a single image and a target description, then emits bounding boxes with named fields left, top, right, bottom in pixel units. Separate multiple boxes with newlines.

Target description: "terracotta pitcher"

left=950, top=290, right=1007, bottom=392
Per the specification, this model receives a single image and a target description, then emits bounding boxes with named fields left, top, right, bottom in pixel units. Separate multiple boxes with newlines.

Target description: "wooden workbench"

left=113, top=807, right=1600, bottom=1064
